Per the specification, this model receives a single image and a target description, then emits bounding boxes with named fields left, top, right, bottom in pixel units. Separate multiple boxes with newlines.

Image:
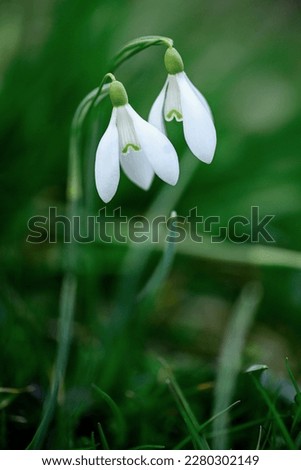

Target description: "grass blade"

left=164, top=235, right=301, bottom=271
left=97, top=423, right=110, bottom=450
left=92, top=384, right=126, bottom=447
left=256, top=425, right=263, bottom=450
left=285, top=357, right=300, bottom=395
left=161, top=360, right=209, bottom=450
left=250, top=374, right=296, bottom=449
left=212, top=282, right=262, bottom=449
left=27, top=274, right=77, bottom=449
left=174, top=401, right=240, bottom=450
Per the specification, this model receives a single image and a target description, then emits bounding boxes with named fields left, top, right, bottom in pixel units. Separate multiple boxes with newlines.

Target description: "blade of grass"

left=256, top=425, right=263, bottom=450
left=97, top=423, right=110, bottom=450
left=174, top=401, right=240, bottom=450
left=103, top=223, right=301, bottom=272
left=250, top=374, right=296, bottom=449
left=90, top=431, right=96, bottom=450
left=212, top=282, right=262, bottom=450
left=160, top=360, right=209, bottom=450
left=164, top=235, right=301, bottom=271
left=27, top=273, right=77, bottom=449
left=285, top=358, right=301, bottom=431
left=285, top=357, right=300, bottom=395
left=207, top=413, right=288, bottom=450
left=262, top=422, right=273, bottom=450
left=92, top=384, right=126, bottom=447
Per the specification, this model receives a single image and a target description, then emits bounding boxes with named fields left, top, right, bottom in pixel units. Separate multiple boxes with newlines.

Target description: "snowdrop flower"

left=95, top=80, right=179, bottom=203
left=149, top=47, right=217, bottom=164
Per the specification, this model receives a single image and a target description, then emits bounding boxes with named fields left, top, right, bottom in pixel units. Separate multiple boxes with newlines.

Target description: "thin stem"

left=27, top=84, right=109, bottom=450
left=28, top=34, right=175, bottom=448
left=111, top=35, right=173, bottom=70
left=92, top=73, right=115, bottom=109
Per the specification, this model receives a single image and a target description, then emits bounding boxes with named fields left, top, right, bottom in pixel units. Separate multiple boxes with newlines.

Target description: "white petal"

left=116, top=106, right=140, bottom=154
left=95, top=109, right=120, bottom=203
left=164, top=74, right=183, bottom=122
left=148, top=80, right=168, bottom=134
left=183, top=72, right=213, bottom=119
left=127, top=105, right=179, bottom=186
left=177, top=73, right=217, bottom=164
left=120, top=149, right=154, bottom=190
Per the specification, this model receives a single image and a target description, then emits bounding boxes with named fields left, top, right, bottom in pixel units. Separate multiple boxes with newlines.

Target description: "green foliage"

left=1, top=0, right=301, bottom=450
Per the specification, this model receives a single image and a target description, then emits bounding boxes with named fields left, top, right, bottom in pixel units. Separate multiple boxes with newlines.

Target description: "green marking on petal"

left=122, top=143, right=141, bottom=154
left=166, top=109, right=183, bottom=122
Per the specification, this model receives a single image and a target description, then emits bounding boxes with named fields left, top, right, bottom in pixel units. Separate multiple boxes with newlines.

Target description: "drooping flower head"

left=95, top=80, right=179, bottom=203
left=149, top=47, right=217, bottom=164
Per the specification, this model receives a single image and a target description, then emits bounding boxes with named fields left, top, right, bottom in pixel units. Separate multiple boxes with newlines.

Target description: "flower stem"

left=111, top=35, right=174, bottom=70
left=27, top=34, right=175, bottom=448
left=27, top=85, right=109, bottom=450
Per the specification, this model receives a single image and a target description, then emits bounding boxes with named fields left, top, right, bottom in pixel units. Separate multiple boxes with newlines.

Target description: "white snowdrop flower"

left=149, top=47, right=217, bottom=164
left=95, top=80, right=179, bottom=203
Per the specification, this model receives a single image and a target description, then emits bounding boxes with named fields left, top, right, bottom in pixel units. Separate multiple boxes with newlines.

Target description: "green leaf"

left=92, top=384, right=126, bottom=447
left=174, top=401, right=241, bottom=450
left=256, top=426, right=263, bottom=450
left=285, top=357, right=300, bottom=395
left=170, top=238, right=301, bottom=271
left=160, top=359, right=209, bottom=450
left=27, top=273, right=77, bottom=450
left=97, top=423, right=110, bottom=450
left=250, top=374, right=296, bottom=450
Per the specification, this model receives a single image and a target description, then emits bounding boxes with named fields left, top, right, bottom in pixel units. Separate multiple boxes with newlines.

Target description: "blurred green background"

left=1, top=0, right=301, bottom=450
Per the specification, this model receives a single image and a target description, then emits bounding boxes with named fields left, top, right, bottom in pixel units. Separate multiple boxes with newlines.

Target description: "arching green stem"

left=111, top=35, right=173, bottom=70
left=27, top=35, right=175, bottom=449
left=27, top=84, right=110, bottom=450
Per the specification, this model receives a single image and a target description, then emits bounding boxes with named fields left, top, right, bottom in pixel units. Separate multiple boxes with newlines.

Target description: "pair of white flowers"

left=95, top=47, right=217, bottom=203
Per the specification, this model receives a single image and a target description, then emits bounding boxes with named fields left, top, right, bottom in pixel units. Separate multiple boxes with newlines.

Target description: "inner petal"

left=164, top=75, right=183, bottom=122
left=116, top=106, right=141, bottom=154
